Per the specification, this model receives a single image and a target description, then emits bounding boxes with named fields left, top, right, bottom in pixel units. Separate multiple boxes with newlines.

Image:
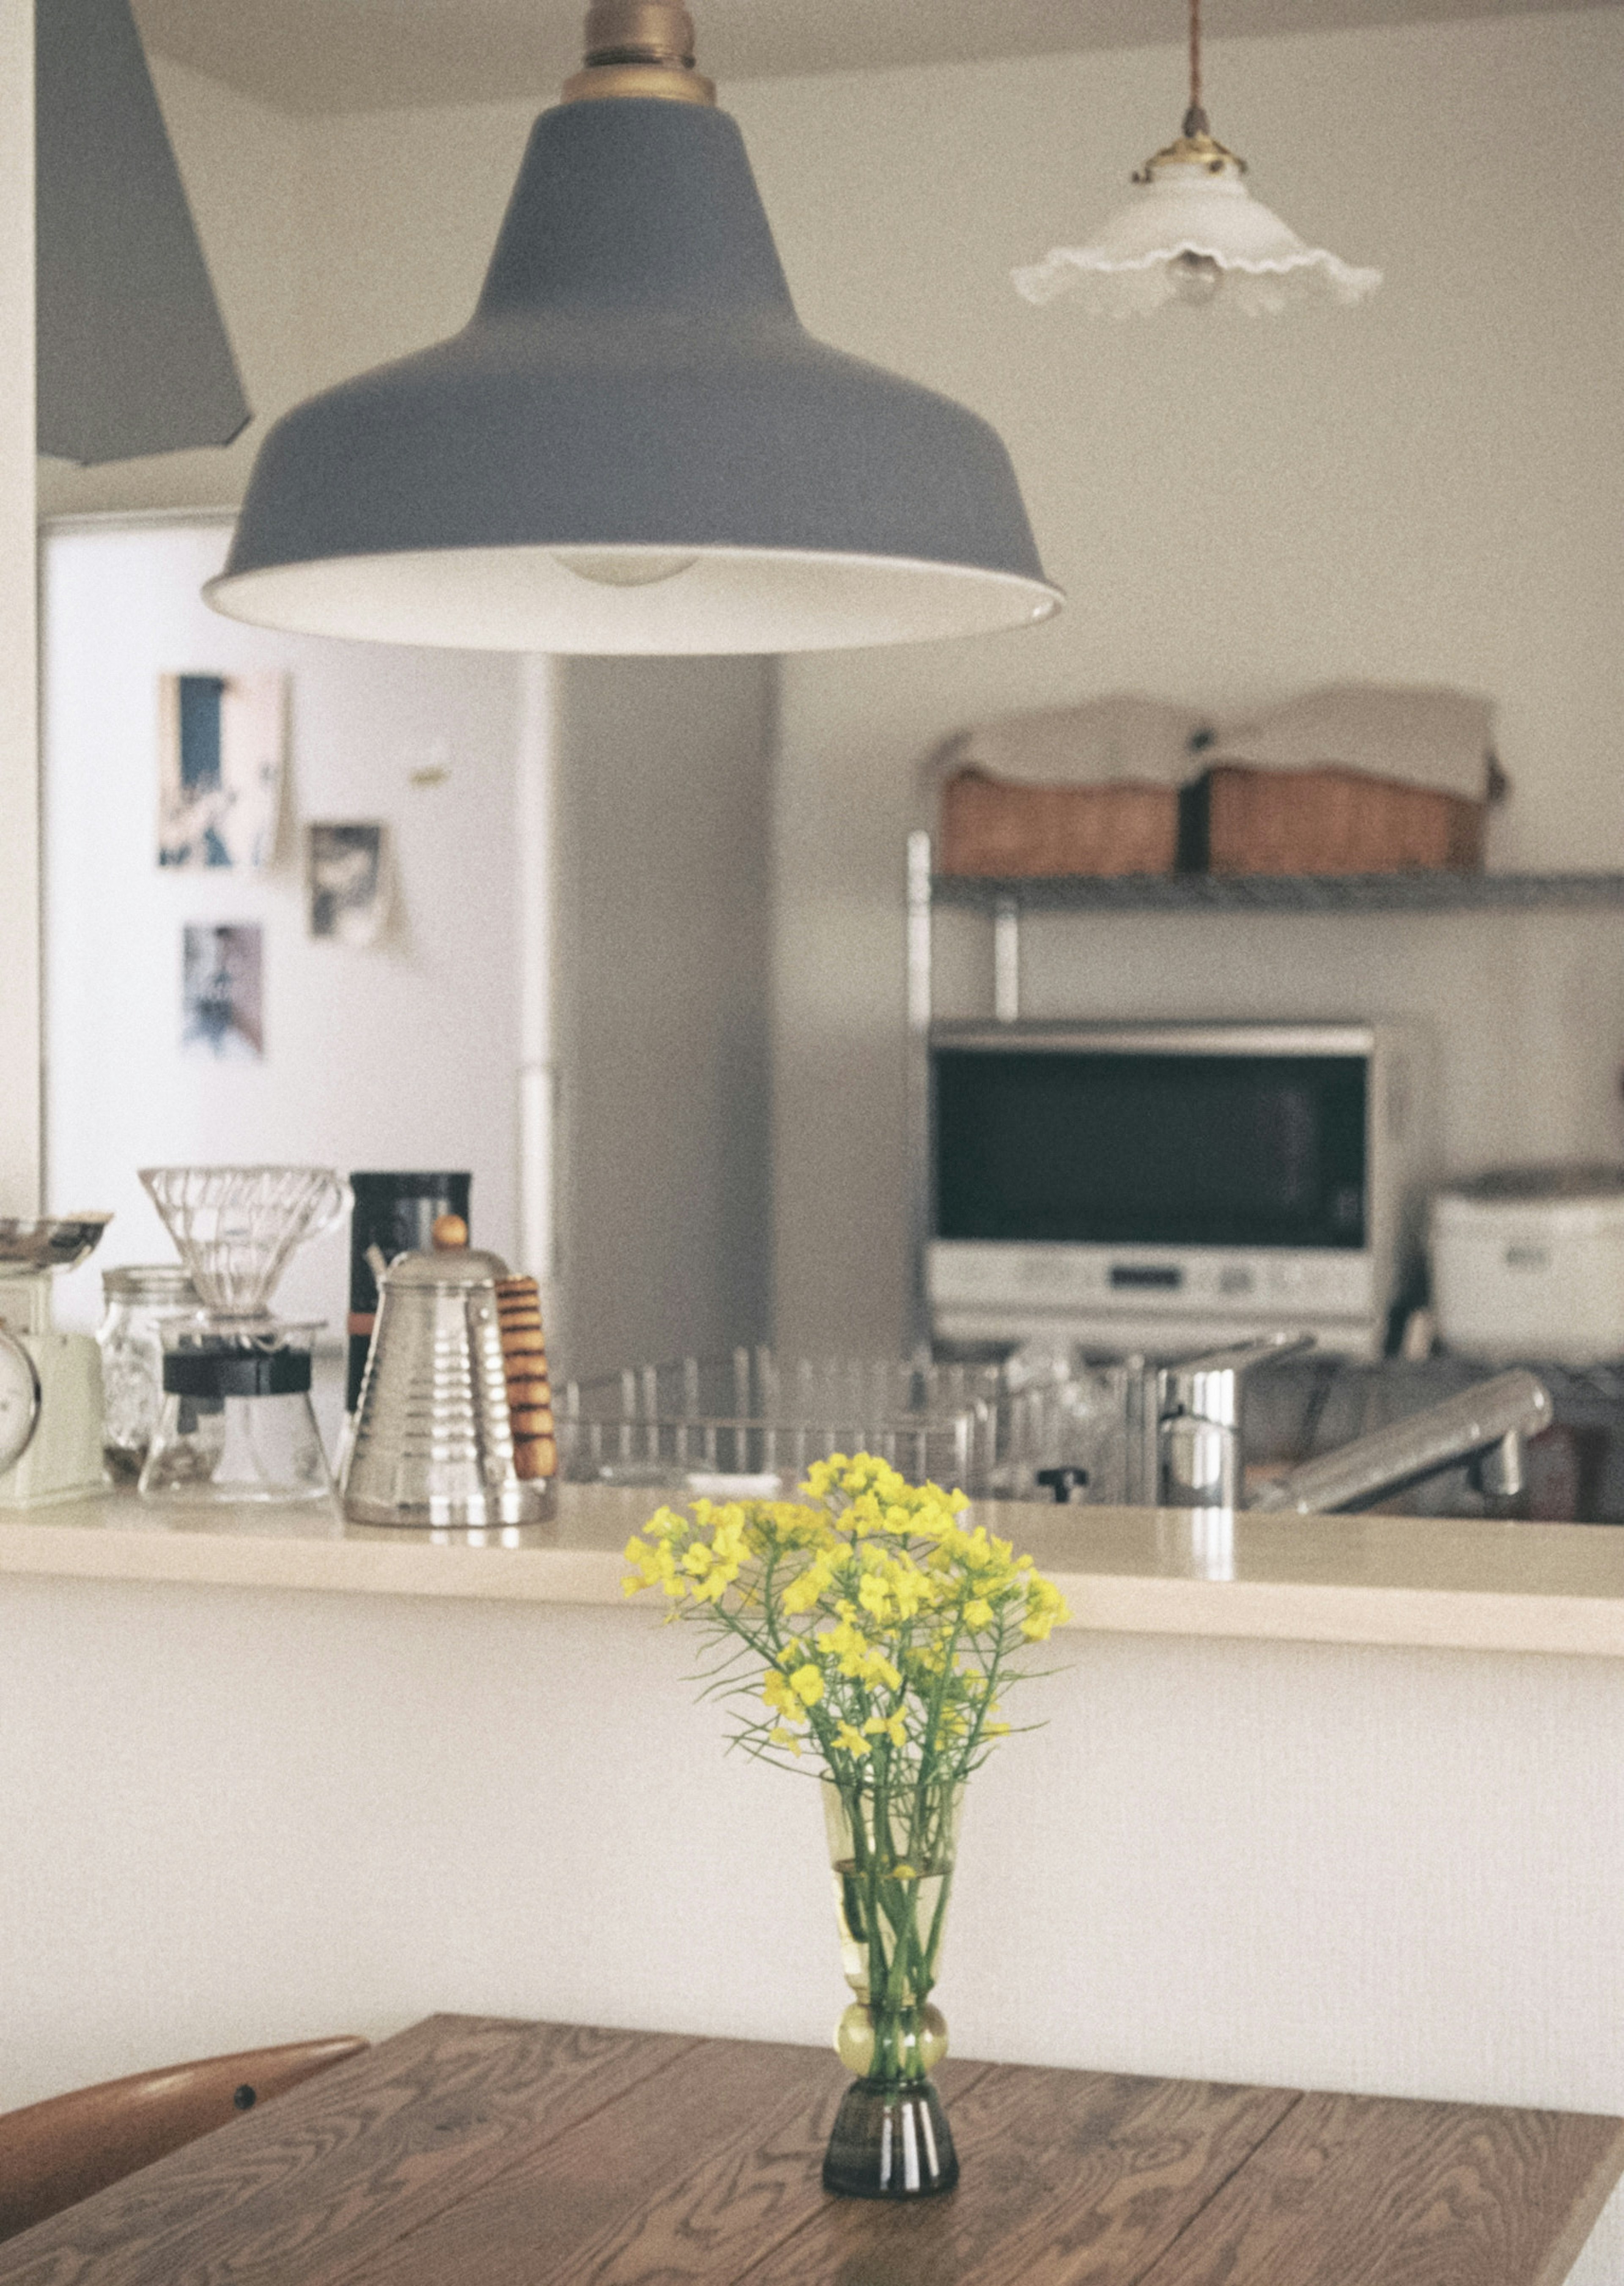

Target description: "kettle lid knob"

left=431, top=1213, right=469, bottom=1251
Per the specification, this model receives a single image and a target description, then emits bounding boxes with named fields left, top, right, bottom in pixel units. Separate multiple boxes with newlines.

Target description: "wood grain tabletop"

left=2, top=2014, right=1620, bottom=2286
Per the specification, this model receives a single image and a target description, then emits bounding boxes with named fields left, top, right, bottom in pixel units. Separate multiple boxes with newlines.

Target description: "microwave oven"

left=924, top=1022, right=1424, bottom=1359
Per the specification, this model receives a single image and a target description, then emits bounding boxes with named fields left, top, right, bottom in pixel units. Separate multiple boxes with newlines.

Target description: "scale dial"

left=0, top=1326, right=41, bottom=1475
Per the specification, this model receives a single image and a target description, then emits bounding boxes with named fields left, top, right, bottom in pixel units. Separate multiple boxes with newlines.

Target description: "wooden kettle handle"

left=495, top=1277, right=555, bottom=1482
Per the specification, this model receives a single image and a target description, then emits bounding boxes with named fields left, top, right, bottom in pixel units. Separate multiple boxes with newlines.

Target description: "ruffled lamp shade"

left=1014, top=130, right=1381, bottom=317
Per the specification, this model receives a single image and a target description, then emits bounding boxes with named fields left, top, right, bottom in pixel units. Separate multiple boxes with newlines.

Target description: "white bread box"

left=1430, top=1165, right=1624, bottom=1365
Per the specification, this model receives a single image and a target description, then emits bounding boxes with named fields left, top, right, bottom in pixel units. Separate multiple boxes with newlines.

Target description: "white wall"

left=42, top=517, right=522, bottom=1330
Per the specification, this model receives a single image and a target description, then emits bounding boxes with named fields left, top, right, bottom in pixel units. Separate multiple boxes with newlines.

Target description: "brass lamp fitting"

left=1132, top=105, right=1248, bottom=181
left=562, top=0, right=716, bottom=105
left=1133, top=127, right=1247, bottom=182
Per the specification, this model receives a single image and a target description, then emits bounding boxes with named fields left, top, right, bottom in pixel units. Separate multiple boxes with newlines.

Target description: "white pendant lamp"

left=1013, top=0, right=1380, bottom=317
left=206, top=0, right=1062, bottom=655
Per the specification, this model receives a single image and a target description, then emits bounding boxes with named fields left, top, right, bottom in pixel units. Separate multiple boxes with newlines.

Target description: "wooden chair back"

left=0, top=2034, right=368, bottom=2242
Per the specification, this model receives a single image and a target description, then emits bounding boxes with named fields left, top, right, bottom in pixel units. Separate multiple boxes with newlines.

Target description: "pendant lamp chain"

left=1186, top=0, right=1203, bottom=136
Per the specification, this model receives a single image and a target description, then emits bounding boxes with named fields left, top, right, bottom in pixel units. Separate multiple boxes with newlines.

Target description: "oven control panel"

left=927, top=1239, right=1375, bottom=1323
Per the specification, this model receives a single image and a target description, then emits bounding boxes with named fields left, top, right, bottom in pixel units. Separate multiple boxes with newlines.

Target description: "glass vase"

left=821, top=1775, right=961, bottom=2198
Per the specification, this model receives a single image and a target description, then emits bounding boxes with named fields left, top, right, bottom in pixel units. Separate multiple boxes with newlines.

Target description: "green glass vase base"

left=822, top=2075, right=958, bottom=2198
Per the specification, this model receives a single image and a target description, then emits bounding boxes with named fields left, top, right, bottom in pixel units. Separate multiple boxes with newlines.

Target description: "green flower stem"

left=834, top=1771, right=956, bottom=2083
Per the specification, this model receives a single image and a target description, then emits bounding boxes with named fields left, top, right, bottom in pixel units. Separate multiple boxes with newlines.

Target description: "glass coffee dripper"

left=136, top=1166, right=350, bottom=1505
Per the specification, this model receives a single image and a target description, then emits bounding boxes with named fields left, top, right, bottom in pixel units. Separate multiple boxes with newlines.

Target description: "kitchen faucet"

left=1148, top=1333, right=1553, bottom=1515
left=1156, top=1332, right=1314, bottom=1507
left=1249, top=1367, right=1551, bottom=1515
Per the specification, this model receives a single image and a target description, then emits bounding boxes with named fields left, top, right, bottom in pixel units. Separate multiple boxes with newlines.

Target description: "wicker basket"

left=1182, top=765, right=1486, bottom=876
left=938, top=769, right=1179, bottom=878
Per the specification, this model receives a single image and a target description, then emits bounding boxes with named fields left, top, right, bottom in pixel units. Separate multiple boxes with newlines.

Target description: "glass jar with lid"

left=97, top=1265, right=201, bottom=1481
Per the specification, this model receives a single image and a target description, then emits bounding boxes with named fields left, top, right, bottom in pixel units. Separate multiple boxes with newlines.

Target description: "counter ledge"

left=3, top=1486, right=1624, bottom=1656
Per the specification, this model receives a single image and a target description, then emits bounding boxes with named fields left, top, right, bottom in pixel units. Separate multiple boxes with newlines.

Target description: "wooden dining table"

left=3, top=2013, right=1622, bottom=2285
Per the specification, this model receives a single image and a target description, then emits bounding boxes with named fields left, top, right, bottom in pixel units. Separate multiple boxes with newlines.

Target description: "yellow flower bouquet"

left=624, top=1451, right=1070, bottom=2199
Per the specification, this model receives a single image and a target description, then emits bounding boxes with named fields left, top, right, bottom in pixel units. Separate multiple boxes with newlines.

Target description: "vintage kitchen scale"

left=0, top=1214, right=112, bottom=1504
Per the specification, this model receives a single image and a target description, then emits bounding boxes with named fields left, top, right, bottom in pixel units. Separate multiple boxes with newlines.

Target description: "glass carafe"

left=138, top=1321, right=330, bottom=1504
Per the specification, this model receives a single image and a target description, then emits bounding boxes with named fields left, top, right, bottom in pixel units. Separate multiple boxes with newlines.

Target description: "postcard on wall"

left=181, top=923, right=263, bottom=1061
left=158, top=672, right=285, bottom=869
left=307, top=822, right=390, bottom=946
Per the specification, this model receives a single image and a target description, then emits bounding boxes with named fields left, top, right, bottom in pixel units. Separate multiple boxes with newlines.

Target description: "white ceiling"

left=132, top=0, right=1610, bottom=115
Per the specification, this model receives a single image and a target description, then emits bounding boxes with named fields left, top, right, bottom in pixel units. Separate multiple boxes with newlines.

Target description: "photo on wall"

left=158, top=672, right=286, bottom=869
left=307, top=822, right=390, bottom=946
left=181, top=923, right=264, bottom=1061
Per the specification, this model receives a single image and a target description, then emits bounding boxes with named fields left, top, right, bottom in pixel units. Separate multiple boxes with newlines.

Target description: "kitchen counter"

left=5, top=1483, right=1624, bottom=1658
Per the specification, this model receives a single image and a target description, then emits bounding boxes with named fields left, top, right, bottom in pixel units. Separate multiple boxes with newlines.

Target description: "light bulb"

left=1171, top=250, right=1222, bottom=306
left=554, top=549, right=698, bottom=587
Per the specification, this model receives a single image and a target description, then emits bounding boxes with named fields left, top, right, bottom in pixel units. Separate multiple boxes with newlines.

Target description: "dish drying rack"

left=555, top=1346, right=1123, bottom=1499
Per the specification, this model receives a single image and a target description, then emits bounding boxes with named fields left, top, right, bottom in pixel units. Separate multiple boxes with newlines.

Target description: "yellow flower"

left=888, top=1561, right=932, bottom=1619
left=622, top=1533, right=680, bottom=1596
left=1020, top=1577, right=1071, bottom=1642
left=630, top=1458, right=1068, bottom=1783
left=781, top=1546, right=842, bottom=1614
left=857, top=1573, right=892, bottom=1622
left=804, top=1455, right=840, bottom=1494
left=848, top=1491, right=882, bottom=1538
left=712, top=1512, right=748, bottom=1563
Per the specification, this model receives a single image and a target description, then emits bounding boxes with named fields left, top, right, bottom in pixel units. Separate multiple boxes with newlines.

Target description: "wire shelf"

left=930, top=872, right=1624, bottom=916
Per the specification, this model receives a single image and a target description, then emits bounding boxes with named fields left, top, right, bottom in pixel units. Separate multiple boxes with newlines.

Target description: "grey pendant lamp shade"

left=206, top=4, right=1060, bottom=654
left=37, top=0, right=249, bottom=463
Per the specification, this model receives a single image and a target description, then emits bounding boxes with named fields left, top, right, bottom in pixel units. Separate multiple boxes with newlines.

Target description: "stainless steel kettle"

left=340, top=1234, right=555, bottom=1527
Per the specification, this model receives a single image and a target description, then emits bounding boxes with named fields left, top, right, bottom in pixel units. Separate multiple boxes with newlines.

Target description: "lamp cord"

left=1183, top=0, right=1210, bottom=137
